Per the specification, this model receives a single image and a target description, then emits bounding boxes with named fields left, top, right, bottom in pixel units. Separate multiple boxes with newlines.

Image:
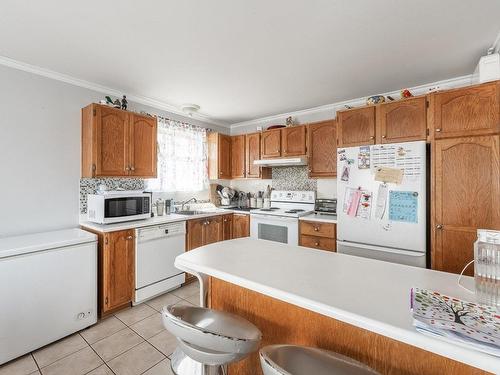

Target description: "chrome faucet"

left=180, top=197, right=197, bottom=211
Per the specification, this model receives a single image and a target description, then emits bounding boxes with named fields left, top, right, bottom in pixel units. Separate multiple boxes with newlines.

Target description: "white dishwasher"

left=135, top=221, right=186, bottom=304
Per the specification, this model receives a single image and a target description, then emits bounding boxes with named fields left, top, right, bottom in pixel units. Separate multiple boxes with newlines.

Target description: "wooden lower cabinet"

left=432, top=136, right=500, bottom=275
left=222, top=214, right=233, bottom=240
left=299, top=220, right=336, bottom=252
left=232, top=214, right=250, bottom=239
left=100, top=229, right=135, bottom=316
left=185, top=215, right=225, bottom=282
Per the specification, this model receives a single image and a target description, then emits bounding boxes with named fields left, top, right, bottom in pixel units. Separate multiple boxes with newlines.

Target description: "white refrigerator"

left=336, top=141, right=426, bottom=267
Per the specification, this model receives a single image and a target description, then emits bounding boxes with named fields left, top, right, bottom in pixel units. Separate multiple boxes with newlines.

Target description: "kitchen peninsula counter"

left=175, top=238, right=498, bottom=374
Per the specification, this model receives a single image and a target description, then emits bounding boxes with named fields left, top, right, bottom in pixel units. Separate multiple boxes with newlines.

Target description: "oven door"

left=103, top=195, right=151, bottom=223
left=250, top=214, right=298, bottom=245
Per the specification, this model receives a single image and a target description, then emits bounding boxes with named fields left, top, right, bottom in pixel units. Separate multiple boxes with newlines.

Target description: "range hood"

left=253, top=157, right=308, bottom=167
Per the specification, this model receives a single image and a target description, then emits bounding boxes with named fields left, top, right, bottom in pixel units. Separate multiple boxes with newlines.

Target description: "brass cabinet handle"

left=382, top=135, right=386, bottom=139
left=436, top=128, right=442, bottom=132
left=436, top=224, right=443, bottom=230
left=370, top=136, right=375, bottom=140
left=130, top=166, right=135, bottom=171
left=125, top=166, right=130, bottom=171
left=314, top=227, right=319, bottom=231
left=315, top=242, right=320, bottom=246
left=126, top=235, right=133, bottom=240
left=276, top=149, right=279, bottom=152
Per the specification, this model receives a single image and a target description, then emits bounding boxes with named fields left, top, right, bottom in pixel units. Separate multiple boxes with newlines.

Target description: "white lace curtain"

left=146, top=117, right=209, bottom=192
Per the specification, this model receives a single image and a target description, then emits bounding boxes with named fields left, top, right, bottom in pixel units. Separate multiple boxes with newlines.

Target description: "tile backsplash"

left=228, top=166, right=336, bottom=198
left=80, top=178, right=145, bottom=213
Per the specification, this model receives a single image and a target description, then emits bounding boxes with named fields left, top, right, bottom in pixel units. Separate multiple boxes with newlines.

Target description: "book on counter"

left=411, top=288, right=500, bottom=357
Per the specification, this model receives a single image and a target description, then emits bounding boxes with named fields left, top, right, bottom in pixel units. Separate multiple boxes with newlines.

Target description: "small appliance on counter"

left=87, top=190, right=151, bottom=224
left=314, top=198, right=337, bottom=216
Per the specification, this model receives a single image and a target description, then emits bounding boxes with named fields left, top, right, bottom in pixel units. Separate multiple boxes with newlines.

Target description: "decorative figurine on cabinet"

left=121, top=95, right=128, bottom=110
left=113, top=99, right=121, bottom=108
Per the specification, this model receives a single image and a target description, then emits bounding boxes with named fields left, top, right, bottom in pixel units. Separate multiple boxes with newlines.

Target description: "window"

left=146, top=117, right=208, bottom=192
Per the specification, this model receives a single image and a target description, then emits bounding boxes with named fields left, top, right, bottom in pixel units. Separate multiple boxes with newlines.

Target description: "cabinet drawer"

left=300, top=235, right=336, bottom=251
left=300, top=221, right=336, bottom=238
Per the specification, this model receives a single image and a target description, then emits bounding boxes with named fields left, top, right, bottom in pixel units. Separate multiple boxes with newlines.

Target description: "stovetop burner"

left=284, top=209, right=305, bottom=213
left=259, top=207, right=280, bottom=212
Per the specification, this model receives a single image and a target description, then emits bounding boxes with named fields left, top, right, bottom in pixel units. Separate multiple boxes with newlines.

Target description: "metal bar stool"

left=260, top=345, right=379, bottom=375
left=162, top=304, right=262, bottom=375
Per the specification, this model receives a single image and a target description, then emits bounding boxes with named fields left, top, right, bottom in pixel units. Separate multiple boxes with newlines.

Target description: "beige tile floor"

left=0, top=281, right=200, bottom=375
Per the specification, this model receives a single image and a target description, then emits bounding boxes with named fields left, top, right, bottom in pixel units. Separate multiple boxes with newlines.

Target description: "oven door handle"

left=250, top=214, right=298, bottom=222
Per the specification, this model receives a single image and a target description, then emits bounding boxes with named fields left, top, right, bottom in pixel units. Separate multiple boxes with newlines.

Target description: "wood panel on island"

left=81, top=103, right=157, bottom=178
left=209, top=278, right=487, bottom=375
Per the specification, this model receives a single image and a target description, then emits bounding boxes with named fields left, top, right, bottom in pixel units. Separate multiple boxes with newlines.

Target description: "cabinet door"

left=432, top=136, right=500, bottom=275
left=205, top=216, right=223, bottom=245
left=231, top=135, right=246, bottom=178
left=186, top=218, right=205, bottom=251
left=308, top=120, right=337, bottom=177
left=222, top=214, right=233, bottom=240
left=102, top=229, right=134, bottom=313
left=282, top=126, right=306, bottom=156
left=94, top=105, right=129, bottom=176
left=429, top=82, right=500, bottom=139
left=337, top=107, right=376, bottom=147
left=233, top=214, right=250, bottom=239
left=261, top=129, right=282, bottom=158
left=376, top=97, right=427, bottom=144
left=129, top=114, right=157, bottom=178
left=219, top=134, right=232, bottom=179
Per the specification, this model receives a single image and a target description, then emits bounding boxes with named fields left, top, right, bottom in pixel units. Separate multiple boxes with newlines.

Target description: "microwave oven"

left=87, top=191, right=151, bottom=224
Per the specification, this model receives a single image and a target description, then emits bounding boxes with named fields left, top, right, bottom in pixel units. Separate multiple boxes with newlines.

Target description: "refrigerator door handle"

left=336, top=240, right=425, bottom=257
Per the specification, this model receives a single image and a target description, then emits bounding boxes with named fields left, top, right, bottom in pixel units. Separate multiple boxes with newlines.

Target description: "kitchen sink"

left=176, top=210, right=202, bottom=215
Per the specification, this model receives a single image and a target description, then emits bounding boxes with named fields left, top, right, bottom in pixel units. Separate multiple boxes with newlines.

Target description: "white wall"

left=0, top=65, right=226, bottom=237
left=229, top=75, right=472, bottom=135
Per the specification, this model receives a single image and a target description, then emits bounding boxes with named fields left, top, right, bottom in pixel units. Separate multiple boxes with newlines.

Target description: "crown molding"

left=0, top=55, right=230, bottom=128
left=230, top=74, right=473, bottom=129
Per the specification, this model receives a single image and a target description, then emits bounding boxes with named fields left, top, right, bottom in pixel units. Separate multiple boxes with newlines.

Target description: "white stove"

left=250, top=191, right=315, bottom=245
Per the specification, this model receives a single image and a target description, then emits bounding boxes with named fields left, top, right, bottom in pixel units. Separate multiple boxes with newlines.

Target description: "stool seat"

left=162, top=304, right=262, bottom=374
left=260, top=345, right=379, bottom=375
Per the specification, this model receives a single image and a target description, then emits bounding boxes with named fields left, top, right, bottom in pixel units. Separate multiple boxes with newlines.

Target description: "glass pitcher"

left=474, top=229, right=500, bottom=307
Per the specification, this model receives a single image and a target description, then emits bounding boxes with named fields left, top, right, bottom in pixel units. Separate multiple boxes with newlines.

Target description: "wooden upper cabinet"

left=261, top=129, right=282, bottom=158
left=129, top=114, right=157, bottom=177
left=93, top=105, right=129, bottom=176
left=432, top=136, right=500, bottom=275
left=232, top=214, right=250, bottom=239
left=204, top=216, right=223, bottom=245
left=245, top=133, right=271, bottom=179
left=308, top=120, right=337, bottom=178
left=376, top=97, right=427, bottom=144
left=81, top=104, right=157, bottom=178
left=231, top=135, right=246, bottom=178
left=429, top=82, right=500, bottom=139
left=102, top=229, right=135, bottom=313
left=222, top=214, right=233, bottom=240
left=208, top=132, right=231, bottom=179
left=337, top=106, right=376, bottom=147
left=282, top=126, right=307, bottom=156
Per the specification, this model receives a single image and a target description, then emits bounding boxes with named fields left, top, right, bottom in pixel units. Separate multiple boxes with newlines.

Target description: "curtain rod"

left=157, top=115, right=213, bottom=132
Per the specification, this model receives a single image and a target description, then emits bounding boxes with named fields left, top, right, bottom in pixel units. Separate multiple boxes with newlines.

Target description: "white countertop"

left=79, top=209, right=250, bottom=233
left=175, top=238, right=499, bottom=373
left=0, top=228, right=97, bottom=259
left=299, top=213, right=337, bottom=224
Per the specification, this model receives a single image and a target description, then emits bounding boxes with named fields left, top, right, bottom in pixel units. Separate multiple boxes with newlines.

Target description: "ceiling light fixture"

left=180, top=103, right=200, bottom=117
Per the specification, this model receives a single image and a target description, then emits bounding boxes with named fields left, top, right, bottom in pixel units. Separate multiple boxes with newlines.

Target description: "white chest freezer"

left=0, top=229, right=97, bottom=364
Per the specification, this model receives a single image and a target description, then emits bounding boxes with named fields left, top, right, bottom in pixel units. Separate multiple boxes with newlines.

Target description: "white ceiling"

left=0, top=1, right=499, bottom=126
